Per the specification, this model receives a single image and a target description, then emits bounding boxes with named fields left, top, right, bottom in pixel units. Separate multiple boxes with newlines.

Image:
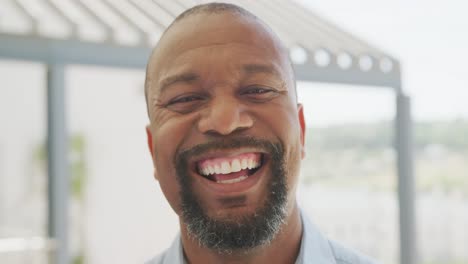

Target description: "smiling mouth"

left=196, top=152, right=264, bottom=184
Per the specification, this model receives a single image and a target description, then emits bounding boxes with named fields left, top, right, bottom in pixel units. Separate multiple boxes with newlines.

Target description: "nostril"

left=197, top=102, right=254, bottom=135
left=203, top=126, right=250, bottom=137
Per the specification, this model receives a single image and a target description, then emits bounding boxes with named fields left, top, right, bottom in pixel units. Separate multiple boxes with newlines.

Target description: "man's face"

left=146, top=13, right=305, bottom=252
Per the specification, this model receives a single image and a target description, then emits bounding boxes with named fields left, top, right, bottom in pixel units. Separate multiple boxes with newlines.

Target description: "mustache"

left=175, top=136, right=283, bottom=165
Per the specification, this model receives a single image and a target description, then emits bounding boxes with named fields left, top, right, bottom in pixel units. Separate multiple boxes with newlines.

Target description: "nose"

left=197, top=97, right=254, bottom=136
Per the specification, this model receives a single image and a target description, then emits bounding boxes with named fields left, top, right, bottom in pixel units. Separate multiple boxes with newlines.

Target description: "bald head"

left=144, top=3, right=296, bottom=114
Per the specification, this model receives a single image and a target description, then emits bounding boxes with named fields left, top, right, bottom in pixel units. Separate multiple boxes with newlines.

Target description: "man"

left=144, top=3, right=377, bottom=264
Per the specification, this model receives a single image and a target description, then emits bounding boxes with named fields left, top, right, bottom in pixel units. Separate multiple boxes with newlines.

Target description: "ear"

left=297, top=104, right=306, bottom=159
left=146, top=125, right=159, bottom=181
left=146, top=125, right=154, bottom=156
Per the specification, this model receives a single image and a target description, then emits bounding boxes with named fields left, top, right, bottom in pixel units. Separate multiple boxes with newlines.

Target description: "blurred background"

left=0, top=0, right=467, bottom=264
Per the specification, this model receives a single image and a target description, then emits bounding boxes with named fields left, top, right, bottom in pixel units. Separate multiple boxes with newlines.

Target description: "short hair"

left=172, top=2, right=258, bottom=26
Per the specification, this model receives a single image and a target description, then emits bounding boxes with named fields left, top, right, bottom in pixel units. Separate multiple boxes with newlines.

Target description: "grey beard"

left=175, top=137, right=288, bottom=254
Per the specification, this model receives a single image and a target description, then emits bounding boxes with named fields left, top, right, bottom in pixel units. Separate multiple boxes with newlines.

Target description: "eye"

left=244, top=87, right=271, bottom=94
left=241, top=86, right=279, bottom=102
left=168, top=94, right=203, bottom=105
left=166, top=93, right=207, bottom=113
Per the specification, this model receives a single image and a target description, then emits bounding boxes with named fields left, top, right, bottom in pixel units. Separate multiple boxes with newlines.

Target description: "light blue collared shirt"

left=146, top=212, right=378, bottom=264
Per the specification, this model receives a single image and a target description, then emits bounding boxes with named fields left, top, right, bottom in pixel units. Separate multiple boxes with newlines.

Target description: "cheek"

left=153, top=142, right=182, bottom=214
left=151, top=114, right=197, bottom=214
left=264, top=104, right=302, bottom=149
left=155, top=137, right=186, bottom=214
left=157, top=170, right=182, bottom=214
left=263, top=106, right=303, bottom=187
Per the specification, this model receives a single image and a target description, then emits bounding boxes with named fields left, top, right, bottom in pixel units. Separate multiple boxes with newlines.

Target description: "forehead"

left=147, top=13, right=291, bottom=88
left=165, top=13, right=279, bottom=52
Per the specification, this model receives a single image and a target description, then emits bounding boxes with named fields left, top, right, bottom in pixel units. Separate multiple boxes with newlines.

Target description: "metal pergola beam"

left=0, top=34, right=151, bottom=69
left=294, top=60, right=401, bottom=90
left=47, top=64, right=69, bottom=264
left=396, top=93, right=416, bottom=264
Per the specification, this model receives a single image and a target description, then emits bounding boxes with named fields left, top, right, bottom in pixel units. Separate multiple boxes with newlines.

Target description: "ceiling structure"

left=0, top=0, right=400, bottom=88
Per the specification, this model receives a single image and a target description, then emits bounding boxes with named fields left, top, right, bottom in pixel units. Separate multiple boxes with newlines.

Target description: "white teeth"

left=241, top=159, right=248, bottom=170
left=231, top=159, right=241, bottom=172
left=216, top=175, right=248, bottom=184
left=199, top=156, right=261, bottom=176
left=221, top=161, right=230, bottom=174
left=214, top=164, right=221, bottom=174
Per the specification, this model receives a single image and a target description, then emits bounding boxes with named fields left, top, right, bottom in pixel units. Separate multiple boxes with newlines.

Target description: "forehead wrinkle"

left=149, top=42, right=254, bottom=89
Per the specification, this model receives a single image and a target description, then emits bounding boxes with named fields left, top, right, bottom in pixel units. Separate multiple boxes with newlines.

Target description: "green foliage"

left=306, top=121, right=393, bottom=150
left=301, top=119, right=468, bottom=194
left=33, top=133, right=87, bottom=199
left=414, top=119, right=468, bottom=150
left=306, top=119, right=468, bottom=151
left=70, top=134, right=86, bottom=199
left=72, top=254, right=85, bottom=264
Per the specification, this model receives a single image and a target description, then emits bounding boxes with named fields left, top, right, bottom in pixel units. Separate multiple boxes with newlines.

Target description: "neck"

left=180, top=203, right=303, bottom=264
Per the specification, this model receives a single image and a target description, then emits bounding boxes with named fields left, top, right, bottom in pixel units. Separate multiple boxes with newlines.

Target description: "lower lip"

left=195, top=162, right=266, bottom=194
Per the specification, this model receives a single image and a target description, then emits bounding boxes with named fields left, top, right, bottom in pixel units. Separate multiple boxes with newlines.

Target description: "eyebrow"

left=157, top=63, right=282, bottom=93
left=242, top=63, right=281, bottom=77
left=158, top=72, right=199, bottom=94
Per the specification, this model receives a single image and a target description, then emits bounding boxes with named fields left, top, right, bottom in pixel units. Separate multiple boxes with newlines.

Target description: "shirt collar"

left=295, top=210, right=337, bottom=264
left=166, top=210, right=337, bottom=264
left=162, top=234, right=184, bottom=264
